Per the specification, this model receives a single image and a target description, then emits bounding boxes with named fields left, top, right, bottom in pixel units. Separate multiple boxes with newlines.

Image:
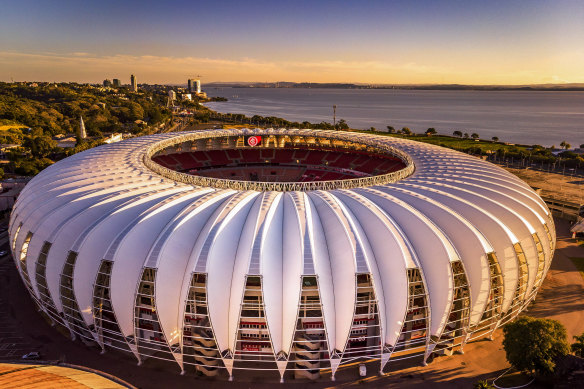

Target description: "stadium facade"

left=9, top=128, right=555, bottom=381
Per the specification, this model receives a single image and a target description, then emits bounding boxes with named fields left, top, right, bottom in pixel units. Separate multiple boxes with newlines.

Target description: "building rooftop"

left=0, top=363, right=131, bottom=389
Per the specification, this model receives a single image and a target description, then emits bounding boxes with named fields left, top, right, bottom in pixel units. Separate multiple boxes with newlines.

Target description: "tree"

left=464, top=132, right=469, bottom=138
left=335, top=119, right=349, bottom=130
left=492, top=136, right=499, bottom=142
left=146, top=106, right=163, bottom=124
left=386, top=126, right=395, bottom=133
left=502, top=316, right=569, bottom=376
left=66, top=138, right=105, bottom=156
left=560, top=141, right=571, bottom=150
left=401, top=127, right=412, bottom=135
left=572, top=332, right=584, bottom=357
left=23, top=135, right=57, bottom=158
left=471, top=133, right=480, bottom=140
left=580, top=144, right=584, bottom=149
left=425, top=128, right=437, bottom=136
left=453, top=130, right=462, bottom=137
left=14, top=160, right=39, bottom=176
left=128, top=102, right=145, bottom=121
left=370, top=127, right=376, bottom=132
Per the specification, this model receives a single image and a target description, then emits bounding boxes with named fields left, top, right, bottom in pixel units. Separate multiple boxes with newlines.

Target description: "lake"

left=205, top=88, right=584, bottom=147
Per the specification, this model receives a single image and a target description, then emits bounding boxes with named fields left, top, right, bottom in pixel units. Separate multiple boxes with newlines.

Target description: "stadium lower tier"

left=151, top=147, right=406, bottom=181
left=195, top=165, right=360, bottom=182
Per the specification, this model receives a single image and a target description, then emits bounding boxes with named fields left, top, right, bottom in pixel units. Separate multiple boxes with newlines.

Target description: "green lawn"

left=355, top=131, right=532, bottom=153
left=0, top=120, right=27, bottom=132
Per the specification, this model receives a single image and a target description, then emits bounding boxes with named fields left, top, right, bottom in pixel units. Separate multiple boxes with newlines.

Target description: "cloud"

left=0, top=51, right=281, bottom=82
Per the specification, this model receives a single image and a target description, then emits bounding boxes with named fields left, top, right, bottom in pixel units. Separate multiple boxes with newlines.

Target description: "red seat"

left=226, top=149, right=241, bottom=161
left=242, top=149, right=262, bottom=163
left=293, top=149, right=308, bottom=160
left=304, top=150, right=326, bottom=165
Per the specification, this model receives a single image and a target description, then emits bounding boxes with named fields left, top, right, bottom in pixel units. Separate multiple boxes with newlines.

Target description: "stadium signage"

left=245, top=135, right=262, bottom=147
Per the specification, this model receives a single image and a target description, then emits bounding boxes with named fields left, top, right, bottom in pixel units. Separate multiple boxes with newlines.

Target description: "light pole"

left=333, top=105, right=336, bottom=128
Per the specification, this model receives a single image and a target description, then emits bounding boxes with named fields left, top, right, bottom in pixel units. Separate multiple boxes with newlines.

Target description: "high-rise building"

left=188, top=78, right=201, bottom=94
left=130, top=74, right=137, bottom=92
left=103, top=79, right=112, bottom=87
left=168, top=90, right=176, bottom=101
left=112, top=79, right=122, bottom=88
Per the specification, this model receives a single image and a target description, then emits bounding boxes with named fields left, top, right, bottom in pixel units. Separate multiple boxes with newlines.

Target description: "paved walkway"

left=526, top=220, right=584, bottom=340
left=0, top=363, right=126, bottom=389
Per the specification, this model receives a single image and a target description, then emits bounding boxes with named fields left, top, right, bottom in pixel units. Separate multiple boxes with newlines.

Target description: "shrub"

left=502, top=317, right=569, bottom=376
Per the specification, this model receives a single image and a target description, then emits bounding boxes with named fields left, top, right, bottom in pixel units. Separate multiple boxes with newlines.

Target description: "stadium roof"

left=9, top=128, right=555, bottom=378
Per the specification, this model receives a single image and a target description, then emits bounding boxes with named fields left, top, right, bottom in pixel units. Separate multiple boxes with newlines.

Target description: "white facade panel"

left=8, top=128, right=555, bottom=379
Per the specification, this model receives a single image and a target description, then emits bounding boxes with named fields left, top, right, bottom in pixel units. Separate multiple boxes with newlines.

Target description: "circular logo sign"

left=247, top=136, right=261, bottom=147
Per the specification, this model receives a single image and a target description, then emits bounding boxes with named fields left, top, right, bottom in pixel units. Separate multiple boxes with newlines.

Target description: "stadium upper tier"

left=9, top=128, right=555, bottom=381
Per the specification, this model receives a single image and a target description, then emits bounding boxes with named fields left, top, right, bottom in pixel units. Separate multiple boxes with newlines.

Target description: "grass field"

left=379, top=133, right=530, bottom=152
left=351, top=130, right=533, bottom=153
left=0, top=123, right=27, bottom=131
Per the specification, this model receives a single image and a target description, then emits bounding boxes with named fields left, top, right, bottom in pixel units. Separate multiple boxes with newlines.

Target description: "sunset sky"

left=1, top=0, right=583, bottom=85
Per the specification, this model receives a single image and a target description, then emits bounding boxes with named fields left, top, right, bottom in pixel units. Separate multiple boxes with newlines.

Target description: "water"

left=205, top=88, right=584, bottom=147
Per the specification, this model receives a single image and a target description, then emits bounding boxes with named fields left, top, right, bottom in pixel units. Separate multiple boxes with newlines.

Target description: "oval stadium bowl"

left=9, top=128, right=555, bottom=381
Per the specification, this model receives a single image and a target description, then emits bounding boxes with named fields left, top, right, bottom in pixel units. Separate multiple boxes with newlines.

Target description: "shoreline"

left=196, top=105, right=582, bottom=155
left=202, top=90, right=583, bottom=148
left=205, top=83, right=584, bottom=92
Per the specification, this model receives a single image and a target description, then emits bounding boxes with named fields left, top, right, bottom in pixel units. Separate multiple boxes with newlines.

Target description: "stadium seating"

left=151, top=147, right=406, bottom=181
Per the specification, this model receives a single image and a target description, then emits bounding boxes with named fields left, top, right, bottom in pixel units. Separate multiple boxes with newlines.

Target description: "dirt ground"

left=504, top=167, right=584, bottom=204
left=1, top=218, right=583, bottom=389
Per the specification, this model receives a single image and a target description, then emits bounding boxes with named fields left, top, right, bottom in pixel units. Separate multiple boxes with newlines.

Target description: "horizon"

left=0, top=77, right=584, bottom=89
left=1, top=0, right=583, bottom=85
left=6, top=80, right=584, bottom=88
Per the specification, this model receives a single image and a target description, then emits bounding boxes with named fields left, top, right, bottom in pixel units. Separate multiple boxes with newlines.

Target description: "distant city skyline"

left=1, top=0, right=583, bottom=85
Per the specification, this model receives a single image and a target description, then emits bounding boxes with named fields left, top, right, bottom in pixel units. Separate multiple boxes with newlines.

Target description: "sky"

left=1, top=0, right=583, bottom=85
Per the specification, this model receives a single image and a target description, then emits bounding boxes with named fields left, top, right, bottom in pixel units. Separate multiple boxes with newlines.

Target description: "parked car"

left=0, top=250, right=8, bottom=257
left=21, top=352, right=41, bottom=360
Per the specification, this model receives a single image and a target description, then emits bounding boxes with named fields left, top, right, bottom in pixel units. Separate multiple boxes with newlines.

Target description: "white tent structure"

left=9, top=128, right=555, bottom=381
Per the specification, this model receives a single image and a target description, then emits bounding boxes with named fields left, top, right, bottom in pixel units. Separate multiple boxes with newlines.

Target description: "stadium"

left=9, top=128, right=555, bottom=381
